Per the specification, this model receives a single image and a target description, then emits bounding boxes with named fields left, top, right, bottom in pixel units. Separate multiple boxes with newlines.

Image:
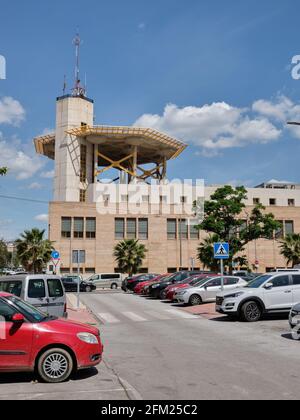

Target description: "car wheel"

left=159, top=290, right=166, bottom=300
left=37, top=348, right=73, bottom=383
left=189, top=294, right=202, bottom=306
left=111, top=283, right=118, bottom=290
left=241, top=301, right=262, bottom=322
left=85, top=285, right=92, bottom=293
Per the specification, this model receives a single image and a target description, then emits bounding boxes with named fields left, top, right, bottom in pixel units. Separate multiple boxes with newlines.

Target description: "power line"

left=0, top=194, right=49, bottom=204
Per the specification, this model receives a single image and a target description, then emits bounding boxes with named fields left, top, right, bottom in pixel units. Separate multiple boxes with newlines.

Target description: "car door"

left=291, top=274, right=300, bottom=305
left=0, top=298, right=33, bottom=369
left=263, top=275, right=293, bottom=310
left=47, top=278, right=65, bottom=317
left=224, top=277, right=241, bottom=291
left=25, top=278, right=48, bottom=315
left=203, top=278, right=222, bottom=302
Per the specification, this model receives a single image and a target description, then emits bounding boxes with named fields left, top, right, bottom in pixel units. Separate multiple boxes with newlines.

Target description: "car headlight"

left=77, top=332, right=98, bottom=344
left=225, top=292, right=244, bottom=299
left=152, top=284, right=160, bottom=289
left=177, top=291, right=187, bottom=295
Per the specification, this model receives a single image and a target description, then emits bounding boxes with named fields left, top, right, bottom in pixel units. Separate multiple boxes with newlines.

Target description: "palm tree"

left=197, top=234, right=220, bottom=272
left=114, top=239, right=147, bottom=276
left=0, top=167, right=7, bottom=176
left=280, top=234, right=300, bottom=268
left=16, top=228, right=54, bottom=274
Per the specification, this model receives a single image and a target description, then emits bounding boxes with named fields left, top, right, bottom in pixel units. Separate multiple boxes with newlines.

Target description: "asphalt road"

left=79, top=292, right=300, bottom=400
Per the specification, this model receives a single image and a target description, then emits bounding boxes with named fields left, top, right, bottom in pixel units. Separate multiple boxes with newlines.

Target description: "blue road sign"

left=214, top=243, right=229, bottom=260
left=51, top=251, right=60, bottom=260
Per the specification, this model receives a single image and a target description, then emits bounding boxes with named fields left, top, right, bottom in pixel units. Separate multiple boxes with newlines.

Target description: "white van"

left=87, top=273, right=123, bottom=289
left=0, top=275, right=67, bottom=318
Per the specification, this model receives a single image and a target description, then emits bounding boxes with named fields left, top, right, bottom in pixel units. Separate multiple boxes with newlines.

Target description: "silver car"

left=87, top=273, right=123, bottom=290
left=0, top=275, right=67, bottom=318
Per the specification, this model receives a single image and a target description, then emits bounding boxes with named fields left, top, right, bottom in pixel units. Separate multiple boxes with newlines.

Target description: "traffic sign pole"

left=220, top=259, right=224, bottom=292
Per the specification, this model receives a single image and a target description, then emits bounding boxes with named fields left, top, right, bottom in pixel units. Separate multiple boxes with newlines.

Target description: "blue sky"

left=1, top=0, right=300, bottom=239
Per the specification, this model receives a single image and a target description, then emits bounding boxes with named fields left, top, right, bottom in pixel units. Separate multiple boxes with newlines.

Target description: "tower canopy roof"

left=34, top=125, right=187, bottom=163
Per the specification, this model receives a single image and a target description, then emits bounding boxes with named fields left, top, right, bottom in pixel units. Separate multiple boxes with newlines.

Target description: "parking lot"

left=1, top=290, right=300, bottom=400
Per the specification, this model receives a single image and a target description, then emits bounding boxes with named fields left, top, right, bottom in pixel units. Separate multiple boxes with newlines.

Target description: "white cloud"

left=28, top=182, right=42, bottom=190
left=138, top=22, right=146, bottom=30
left=0, top=134, right=44, bottom=180
left=134, top=102, right=281, bottom=154
left=40, top=169, right=55, bottom=179
left=0, top=97, right=25, bottom=126
left=34, top=214, right=48, bottom=222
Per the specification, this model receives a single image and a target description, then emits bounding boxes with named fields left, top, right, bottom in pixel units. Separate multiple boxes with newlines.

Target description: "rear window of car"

left=292, top=275, right=300, bottom=285
left=28, top=279, right=46, bottom=298
left=224, top=278, right=238, bottom=285
left=47, top=279, right=64, bottom=297
left=0, top=281, right=22, bottom=297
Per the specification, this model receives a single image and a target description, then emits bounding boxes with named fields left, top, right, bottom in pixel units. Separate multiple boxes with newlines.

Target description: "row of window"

left=115, top=218, right=149, bottom=240
left=253, top=197, right=296, bottom=207
left=62, top=217, right=96, bottom=239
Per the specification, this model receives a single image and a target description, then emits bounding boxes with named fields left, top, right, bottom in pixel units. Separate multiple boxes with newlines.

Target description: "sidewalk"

left=66, top=294, right=98, bottom=326
left=180, top=302, right=224, bottom=320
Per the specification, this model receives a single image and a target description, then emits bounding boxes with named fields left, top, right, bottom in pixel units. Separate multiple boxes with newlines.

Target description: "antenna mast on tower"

left=72, top=32, right=86, bottom=97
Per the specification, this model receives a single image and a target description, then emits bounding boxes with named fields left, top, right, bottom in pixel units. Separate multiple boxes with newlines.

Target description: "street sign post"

left=72, top=250, right=86, bottom=309
left=214, top=243, right=230, bottom=291
left=51, top=251, right=60, bottom=275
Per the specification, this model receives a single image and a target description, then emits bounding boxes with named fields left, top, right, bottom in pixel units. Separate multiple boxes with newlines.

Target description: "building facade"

left=34, top=93, right=300, bottom=275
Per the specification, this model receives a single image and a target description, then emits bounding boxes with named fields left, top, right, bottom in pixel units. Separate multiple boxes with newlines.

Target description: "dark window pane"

left=285, top=221, right=294, bottom=236
left=86, top=217, right=96, bottom=239
left=0, top=300, right=16, bottom=322
left=138, top=219, right=148, bottom=240
left=271, top=276, right=290, bottom=288
left=115, top=218, right=125, bottom=239
left=28, top=280, right=46, bottom=299
left=127, top=219, right=136, bottom=239
left=74, top=218, right=84, bottom=238
left=167, top=219, right=177, bottom=240
left=292, top=275, right=300, bottom=285
left=61, top=217, right=72, bottom=238
left=47, top=279, right=63, bottom=297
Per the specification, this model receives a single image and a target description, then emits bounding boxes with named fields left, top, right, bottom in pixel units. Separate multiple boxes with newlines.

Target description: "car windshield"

left=7, top=295, right=48, bottom=323
left=246, top=275, right=273, bottom=288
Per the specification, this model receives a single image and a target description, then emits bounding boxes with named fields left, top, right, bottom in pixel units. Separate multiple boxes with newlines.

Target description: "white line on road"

left=122, top=312, right=147, bottom=322
left=143, top=310, right=172, bottom=320
left=98, top=313, right=120, bottom=324
left=165, top=309, right=197, bottom=319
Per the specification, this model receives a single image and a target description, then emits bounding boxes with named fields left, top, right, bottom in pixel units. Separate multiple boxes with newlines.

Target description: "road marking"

left=165, top=309, right=197, bottom=319
left=98, top=313, right=120, bottom=324
left=143, top=310, right=171, bottom=320
left=122, top=312, right=147, bottom=322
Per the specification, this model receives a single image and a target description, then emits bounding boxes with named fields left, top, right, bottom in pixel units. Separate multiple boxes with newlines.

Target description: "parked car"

left=0, top=292, right=103, bottom=383
left=164, top=274, right=217, bottom=301
left=289, top=303, right=300, bottom=331
left=134, top=275, right=167, bottom=294
left=148, top=271, right=202, bottom=299
left=123, top=274, right=160, bottom=292
left=87, top=273, right=123, bottom=290
left=61, top=276, right=96, bottom=293
left=216, top=272, right=300, bottom=322
left=0, top=275, right=67, bottom=318
left=174, top=276, right=247, bottom=306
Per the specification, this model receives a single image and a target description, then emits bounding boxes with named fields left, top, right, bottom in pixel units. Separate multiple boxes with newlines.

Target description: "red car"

left=0, top=292, right=103, bottom=383
left=134, top=275, right=167, bottom=294
left=164, top=274, right=216, bottom=301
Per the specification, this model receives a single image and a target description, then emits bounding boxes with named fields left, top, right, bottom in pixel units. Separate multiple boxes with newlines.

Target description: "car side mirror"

left=12, top=313, right=25, bottom=323
left=264, top=283, right=273, bottom=290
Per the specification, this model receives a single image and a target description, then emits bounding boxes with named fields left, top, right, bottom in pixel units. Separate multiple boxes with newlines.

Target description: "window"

left=74, top=217, right=84, bottom=238
left=205, top=278, right=221, bottom=287
left=138, top=219, right=148, bottom=240
left=72, top=267, right=83, bottom=274
left=253, top=198, right=260, bottom=205
left=101, top=274, right=121, bottom=280
left=285, top=221, right=294, bottom=236
left=167, top=219, right=177, bottom=240
left=269, top=198, right=276, bottom=206
left=179, top=219, right=188, bottom=239
left=80, top=144, right=87, bottom=183
left=190, top=221, right=199, bottom=240
left=0, top=281, right=22, bottom=296
left=275, top=221, right=284, bottom=239
left=288, top=199, right=295, bottom=207
left=86, top=217, right=96, bottom=239
left=85, top=268, right=96, bottom=274
left=0, top=300, right=16, bottom=322
left=292, top=275, right=300, bottom=285
left=127, top=219, right=137, bottom=239
left=224, top=278, right=238, bottom=285
left=47, top=279, right=63, bottom=298
left=271, top=276, right=290, bottom=288
left=115, top=218, right=125, bottom=239
left=61, top=217, right=72, bottom=238
left=28, top=280, right=46, bottom=299
left=61, top=268, right=70, bottom=274
left=180, top=196, right=187, bottom=204
left=80, top=189, right=86, bottom=203
left=168, top=268, right=177, bottom=273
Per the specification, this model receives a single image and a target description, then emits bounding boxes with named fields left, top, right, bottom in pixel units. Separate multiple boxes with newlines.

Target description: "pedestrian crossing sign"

left=214, top=242, right=230, bottom=259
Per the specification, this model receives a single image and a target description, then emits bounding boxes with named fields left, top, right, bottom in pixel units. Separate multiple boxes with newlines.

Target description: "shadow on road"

left=0, top=367, right=99, bottom=385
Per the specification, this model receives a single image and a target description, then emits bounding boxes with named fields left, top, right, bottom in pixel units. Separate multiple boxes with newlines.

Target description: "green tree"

left=195, top=186, right=280, bottom=272
left=0, top=167, right=8, bottom=176
left=280, top=234, right=300, bottom=268
left=16, top=228, right=53, bottom=274
left=0, top=240, right=9, bottom=269
left=197, top=234, right=221, bottom=272
left=114, top=239, right=147, bottom=276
